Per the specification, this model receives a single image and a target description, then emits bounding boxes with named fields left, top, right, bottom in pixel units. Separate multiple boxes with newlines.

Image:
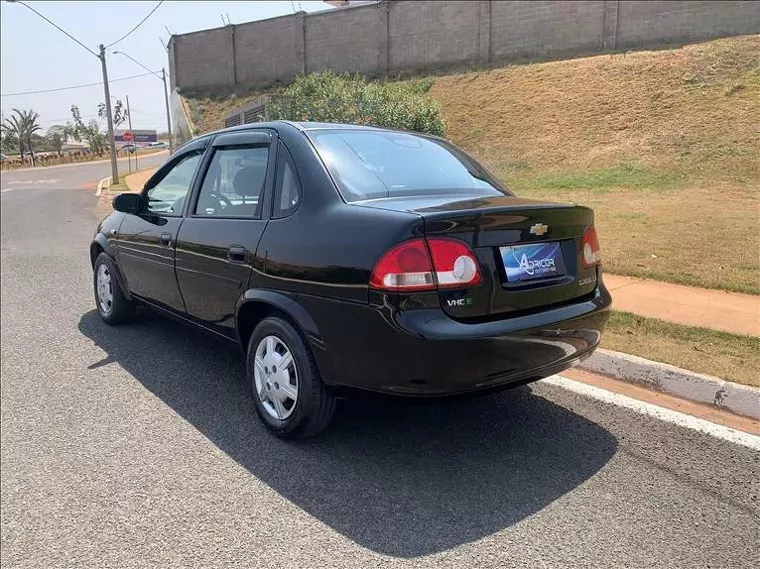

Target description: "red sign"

left=122, top=131, right=134, bottom=142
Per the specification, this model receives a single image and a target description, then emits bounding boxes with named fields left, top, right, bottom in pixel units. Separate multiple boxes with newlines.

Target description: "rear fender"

left=235, top=290, right=335, bottom=385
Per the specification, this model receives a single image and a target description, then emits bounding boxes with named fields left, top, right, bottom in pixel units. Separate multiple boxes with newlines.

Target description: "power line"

left=1, top=71, right=160, bottom=97
left=12, top=1, right=98, bottom=58
left=106, top=1, right=165, bottom=49
left=36, top=114, right=99, bottom=124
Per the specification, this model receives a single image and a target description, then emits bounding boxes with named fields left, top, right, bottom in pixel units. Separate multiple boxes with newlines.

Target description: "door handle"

left=228, top=244, right=246, bottom=263
left=160, top=232, right=172, bottom=247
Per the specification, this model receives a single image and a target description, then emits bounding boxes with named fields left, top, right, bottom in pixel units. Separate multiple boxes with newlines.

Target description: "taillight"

left=370, top=239, right=436, bottom=291
left=370, top=238, right=481, bottom=291
left=426, top=237, right=482, bottom=288
left=582, top=226, right=601, bottom=268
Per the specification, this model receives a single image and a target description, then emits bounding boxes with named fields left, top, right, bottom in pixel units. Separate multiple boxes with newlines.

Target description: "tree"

left=46, top=125, right=67, bottom=156
left=66, top=105, right=106, bottom=155
left=1, top=109, right=42, bottom=165
left=0, top=114, right=19, bottom=155
left=22, top=110, right=42, bottom=165
left=2, top=110, right=26, bottom=161
left=97, top=99, right=129, bottom=128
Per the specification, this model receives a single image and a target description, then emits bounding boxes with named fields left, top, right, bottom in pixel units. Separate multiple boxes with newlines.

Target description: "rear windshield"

left=308, top=129, right=508, bottom=202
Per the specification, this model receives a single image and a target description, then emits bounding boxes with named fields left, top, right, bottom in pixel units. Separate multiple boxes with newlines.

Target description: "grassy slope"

left=430, top=36, right=759, bottom=293
left=603, top=311, right=760, bottom=388
left=185, top=36, right=759, bottom=293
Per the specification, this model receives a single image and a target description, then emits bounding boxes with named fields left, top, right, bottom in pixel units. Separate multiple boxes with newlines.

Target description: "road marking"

left=1, top=189, right=13, bottom=193
left=7, top=179, right=60, bottom=185
left=547, top=375, right=760, bottom=450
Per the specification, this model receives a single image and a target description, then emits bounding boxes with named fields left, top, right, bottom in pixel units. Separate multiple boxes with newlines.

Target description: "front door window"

left=145, top=151, right=203, bottom=214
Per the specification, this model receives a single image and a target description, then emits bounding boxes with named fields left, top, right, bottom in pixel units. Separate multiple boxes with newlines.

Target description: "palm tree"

left=21, top=110, right=42, bottom=166
left=2, top=110, right=26, bottom=162
left=2, top=109, right=42, bottom=166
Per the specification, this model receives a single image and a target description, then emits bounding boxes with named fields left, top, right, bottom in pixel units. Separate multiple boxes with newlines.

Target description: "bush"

left=266, top=72, right=445, bottom=136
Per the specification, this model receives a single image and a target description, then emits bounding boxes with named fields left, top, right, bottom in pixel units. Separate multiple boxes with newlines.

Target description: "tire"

left=93, top=252, right=135, bottom=325
left=247, top=316, right=336, bottom=439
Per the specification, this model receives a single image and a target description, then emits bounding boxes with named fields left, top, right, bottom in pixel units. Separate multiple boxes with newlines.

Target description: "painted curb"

left=579, top=348, right=760, bottom=420
left=96, top=176, right=111, bottom=197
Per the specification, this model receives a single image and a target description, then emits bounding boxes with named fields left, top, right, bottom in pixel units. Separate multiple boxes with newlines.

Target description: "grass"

left=510, top=163, right=684, bottom=192
left=429, top=35, right=760, bottom=294
left=513, top=184, right=759, bottom=293
left=109, top=182, right=129, bottom=193
left=602, top=311, right=760, bottom=388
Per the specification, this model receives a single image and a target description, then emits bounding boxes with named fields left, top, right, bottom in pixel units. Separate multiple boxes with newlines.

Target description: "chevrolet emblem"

left=529, top=223, right=549, bottom=236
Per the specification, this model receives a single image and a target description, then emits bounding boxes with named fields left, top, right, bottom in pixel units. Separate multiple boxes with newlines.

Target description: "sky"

left=0, top=1, right=333, bottom=133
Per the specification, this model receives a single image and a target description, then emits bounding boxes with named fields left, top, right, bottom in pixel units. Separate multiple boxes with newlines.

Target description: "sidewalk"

left=125, top=167, right=157, bottom=192
left=604, top=274, right=759, bottom=337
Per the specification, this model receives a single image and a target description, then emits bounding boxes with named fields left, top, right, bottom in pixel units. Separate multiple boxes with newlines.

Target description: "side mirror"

left=112, top=192, right=142, bottom=214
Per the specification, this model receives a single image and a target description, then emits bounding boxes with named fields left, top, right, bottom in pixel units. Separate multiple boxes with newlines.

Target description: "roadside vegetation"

left=1, top=99, right=149, bottom=171
left=603, top=311, right=760, bottom=388
left=266, top=72, right=445, bottom=136
left=183, top=35, right=759, bottom=294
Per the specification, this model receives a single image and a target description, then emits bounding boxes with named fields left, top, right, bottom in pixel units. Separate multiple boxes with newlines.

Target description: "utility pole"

left=162, top=68, right=174, bottom=153
left=113, top=50, right=174, bottom=154
left=99, top=44, right=119, bottom=184
left=6, top=1, right=120, bottom=183
left=125, top=94, right=138, bottom=171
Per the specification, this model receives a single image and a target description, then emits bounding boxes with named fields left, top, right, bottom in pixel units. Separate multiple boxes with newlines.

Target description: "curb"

left=95, top=176, right=111, bottom=197
left=579, top=349, right=760, bottom=420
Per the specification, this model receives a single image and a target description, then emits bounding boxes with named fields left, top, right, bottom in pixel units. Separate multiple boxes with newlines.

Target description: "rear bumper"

left=299, top=284, right=612, bottom=396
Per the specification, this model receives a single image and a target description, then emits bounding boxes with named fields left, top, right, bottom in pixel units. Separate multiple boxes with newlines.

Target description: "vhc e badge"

left=500, top=242, right=567, bottom=282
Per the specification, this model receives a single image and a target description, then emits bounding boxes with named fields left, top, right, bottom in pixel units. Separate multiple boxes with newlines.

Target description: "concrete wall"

left=490, top=1, right=607, bottom=60
left=305, top=3, right=386, bottom=74
left=235, top=14, right=305, bottom=86
left=388, top=0, right=482, bottom=71
left=169, top=0, right=760, bottom=92
left=616, top=1, right=760, bottom=48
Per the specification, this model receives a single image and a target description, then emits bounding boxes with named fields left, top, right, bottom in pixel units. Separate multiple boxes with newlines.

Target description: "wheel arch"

left=235, top=290, right=334, bottom=384
left=90, top=235, right=132, bottom=301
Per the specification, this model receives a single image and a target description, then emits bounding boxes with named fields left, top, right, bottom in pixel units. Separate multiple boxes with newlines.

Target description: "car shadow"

left=78, top=309, right=617, bottom=558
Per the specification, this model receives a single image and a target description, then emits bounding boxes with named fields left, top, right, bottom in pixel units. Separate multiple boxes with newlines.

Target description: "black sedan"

left=91, top=121, right=611, bottom=438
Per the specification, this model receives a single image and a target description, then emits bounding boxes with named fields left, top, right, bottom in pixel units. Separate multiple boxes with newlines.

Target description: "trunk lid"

left=355, top=194, right=600, bottom=319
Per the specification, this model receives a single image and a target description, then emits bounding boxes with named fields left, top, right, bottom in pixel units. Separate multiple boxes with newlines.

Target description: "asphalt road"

left=1, top=166, right=758, bottom=568
left=0, top=151, right=168, bottom=192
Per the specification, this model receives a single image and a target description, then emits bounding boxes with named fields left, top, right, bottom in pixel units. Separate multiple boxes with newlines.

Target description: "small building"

left=61, top=141, right=91, bottom=154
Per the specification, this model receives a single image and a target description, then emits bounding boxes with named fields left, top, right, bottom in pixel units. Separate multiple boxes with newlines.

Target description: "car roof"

left=202, top=120, right=385, bottom=138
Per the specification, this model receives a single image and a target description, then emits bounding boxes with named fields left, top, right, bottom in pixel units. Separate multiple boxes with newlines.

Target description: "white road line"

left=1, top=189, right=13, bottom=193
left=547, top=375, right=760, bottom=450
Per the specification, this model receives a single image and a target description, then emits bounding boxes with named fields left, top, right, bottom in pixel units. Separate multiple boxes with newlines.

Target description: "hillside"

left=184, top=35, right=760, bottom=293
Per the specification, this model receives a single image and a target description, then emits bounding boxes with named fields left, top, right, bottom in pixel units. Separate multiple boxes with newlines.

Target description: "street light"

left=112, top=50, right=174, bottom=154
left=4, top=0, right=120, bottom=183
